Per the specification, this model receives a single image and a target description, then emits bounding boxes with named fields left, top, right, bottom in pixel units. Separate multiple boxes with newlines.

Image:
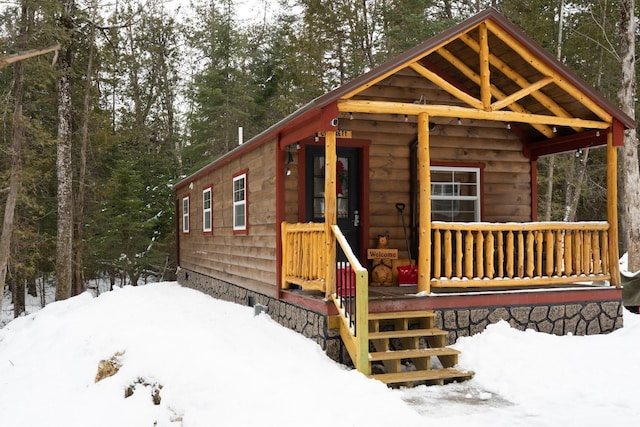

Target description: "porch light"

left=285, top=146, right=294, bottom=176
left=404, top=114, right=408, bottom=122
left=506, top=122, right=511, bottom=130
left=349, top=112, right=354, bottom=120
left=457, top=118, right=462, bottom=125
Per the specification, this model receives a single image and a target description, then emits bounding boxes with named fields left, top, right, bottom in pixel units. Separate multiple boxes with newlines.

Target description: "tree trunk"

left=0, top=3, right=28, bottom=315
left=73, top=1, right=96, bottom=297
left=12, top=273, right=25, bottom=319
left=27, top=276, right=37, bottom=297
left=55, top=0, right=75, bottom=301
left=563, top=149, right=590, bottom=222
left=541, top=0, right=565, bottom=222
left=543, top=157, right=555, bottom=220
left=618, top=0, right=640, bottom=272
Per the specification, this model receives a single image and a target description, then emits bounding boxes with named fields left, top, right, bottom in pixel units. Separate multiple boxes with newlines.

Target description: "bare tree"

left=617, top=0, right=640, bottom=272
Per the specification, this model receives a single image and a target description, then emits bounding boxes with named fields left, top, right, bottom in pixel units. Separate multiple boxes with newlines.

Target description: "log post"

left=607, top=129, right=620, bottom=287
left=325, top=131, right=337, bottom=297
left=417, top=113, right=432, bottom=293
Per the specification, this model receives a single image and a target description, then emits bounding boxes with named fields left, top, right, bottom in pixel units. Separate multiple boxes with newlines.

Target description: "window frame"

left=182, top=195, right=190, bottom=234
left=232, top=171, right=248, bottom=234
left=202, top=186, right=213, bottom=234
left=430, top=165, right=482, bottom=222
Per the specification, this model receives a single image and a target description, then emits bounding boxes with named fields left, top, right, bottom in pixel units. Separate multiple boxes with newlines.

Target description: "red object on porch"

left=337, top=263, right=356, bottom=296
left=397, top=265, right=418, bottom=286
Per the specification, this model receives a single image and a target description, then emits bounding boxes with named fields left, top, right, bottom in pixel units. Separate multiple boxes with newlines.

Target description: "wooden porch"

left=280, top=217, right=620, bottom=385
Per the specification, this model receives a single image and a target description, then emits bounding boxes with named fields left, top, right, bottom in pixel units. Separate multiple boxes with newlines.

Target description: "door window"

left=312, top=155, right=350, bottom=220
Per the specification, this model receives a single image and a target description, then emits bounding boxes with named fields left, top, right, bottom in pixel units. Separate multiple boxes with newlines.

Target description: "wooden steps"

left=367, top=310, right=473, bottom=387
left=369, top=347, right=460, bottom=362
left=370, top=368, right=474, bottom=385
left=369, top=328, right=447, bottom=340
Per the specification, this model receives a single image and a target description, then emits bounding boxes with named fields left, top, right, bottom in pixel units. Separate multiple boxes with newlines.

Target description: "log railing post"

left=417, top=113, right=432, bottom=293
left=607, top=129, right=620, bottom=287
left=324, top=131, right=337, bottom=297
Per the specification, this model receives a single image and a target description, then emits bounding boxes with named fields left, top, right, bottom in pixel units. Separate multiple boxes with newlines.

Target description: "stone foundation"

left=177, top=268, right=348, bottom=363
left=178, top=268, right=623, bottom=366
left=434, top=300, right=623, bottom=345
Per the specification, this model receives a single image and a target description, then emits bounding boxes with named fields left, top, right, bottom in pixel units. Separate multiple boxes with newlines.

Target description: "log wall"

left=176, top=139, right=279, bottom=296
left=338, top=67, right=532, bottom=259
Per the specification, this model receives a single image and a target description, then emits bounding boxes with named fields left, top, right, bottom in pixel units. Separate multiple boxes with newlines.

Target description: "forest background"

left=0, top=0, right=638, bottom=319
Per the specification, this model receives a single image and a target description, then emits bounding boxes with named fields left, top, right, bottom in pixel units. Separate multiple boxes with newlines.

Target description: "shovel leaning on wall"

left=395, top=203, right=418, bottom=286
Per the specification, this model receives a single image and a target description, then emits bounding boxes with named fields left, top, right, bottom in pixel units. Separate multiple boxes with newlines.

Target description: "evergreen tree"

left=184, top=0, right=253, bottom=172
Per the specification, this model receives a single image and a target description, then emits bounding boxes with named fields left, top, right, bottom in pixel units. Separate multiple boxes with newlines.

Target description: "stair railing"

left=330, top=225, right=369, bottom=375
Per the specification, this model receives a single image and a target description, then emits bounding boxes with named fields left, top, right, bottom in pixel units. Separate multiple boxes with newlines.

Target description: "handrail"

left=431, top=221, right=611, bottom=287
left=330, top=225, right=369, bottom=376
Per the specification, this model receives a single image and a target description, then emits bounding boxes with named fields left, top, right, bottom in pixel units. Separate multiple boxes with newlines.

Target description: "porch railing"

left=431, top=221, right=611, bottom=287
left=281, top=222, right=326, bottom=291
left=281, top=221, right=369, bottom=374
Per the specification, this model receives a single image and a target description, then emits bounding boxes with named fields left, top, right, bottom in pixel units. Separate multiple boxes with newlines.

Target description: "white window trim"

left=203, top=187, right=212, bottom=233
left=430, top=166, right=481, bottom=221
left=182, top=196, right=190, bottom=233
left=233, top=173, right=247, bottom=231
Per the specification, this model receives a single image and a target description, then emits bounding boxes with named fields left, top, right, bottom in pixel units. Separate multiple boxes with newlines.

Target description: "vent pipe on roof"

left=238, top=126, right=243, bottom=145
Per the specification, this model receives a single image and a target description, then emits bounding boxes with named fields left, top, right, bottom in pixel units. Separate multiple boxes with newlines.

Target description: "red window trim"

left=202, top=185, right=213, bottom=235
left=182, top=195, right=190, bottom=235
left=430, top=161, right=485, bottom=222
left=232, top=169, right=249, bottom=235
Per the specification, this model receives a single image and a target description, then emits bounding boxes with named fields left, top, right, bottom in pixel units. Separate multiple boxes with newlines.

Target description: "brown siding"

left=176, top=140, right=278, bottom=296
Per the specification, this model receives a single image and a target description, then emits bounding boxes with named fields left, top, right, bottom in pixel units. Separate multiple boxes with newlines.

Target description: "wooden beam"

left=484, top=21, right=613, bottom=124
left=324, top=131, right=337, bottom=297
left=491, top=76, right=554, bottom=111
left=278, top=109, right=323, bottom=149
left=607, top=125, right=620, bottom=287
left=409, top=62, right=484, bottom=110
left=479, top=23, right=491, bottom=110
left=339, top=25, right=479, bottom=100
left=338, top=99, right=611, bottom=129
left=417, top=113, right=432, bottom=294
left=436, top=46, right=554, bottom=137
left=0, top=44, right=60, bottom=68
left=459, top=33, right=580, bottom=131
left=525, top=129, right=607, bottom=159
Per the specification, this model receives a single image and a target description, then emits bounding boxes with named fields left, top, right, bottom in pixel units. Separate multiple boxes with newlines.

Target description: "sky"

left=1, top=281, right=640, bottom=427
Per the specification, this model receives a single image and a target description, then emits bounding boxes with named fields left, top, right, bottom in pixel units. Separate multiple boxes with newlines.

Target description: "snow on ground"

left=1, top=282, right=639, bottom=426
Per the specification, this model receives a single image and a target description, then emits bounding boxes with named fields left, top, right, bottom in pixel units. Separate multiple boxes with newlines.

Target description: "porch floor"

left=280, top=282, right=621, bottom=316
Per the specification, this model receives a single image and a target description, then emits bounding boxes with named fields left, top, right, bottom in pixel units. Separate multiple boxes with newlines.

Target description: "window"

left=182, top=196, right=190, bottom=233
left=233, top=172, right=247, bottom=233
left=431, top=166, right=480, bottom=221
left=203, top=187, right=212, bottom=233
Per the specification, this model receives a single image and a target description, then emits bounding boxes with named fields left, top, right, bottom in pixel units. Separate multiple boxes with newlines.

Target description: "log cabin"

left=174, top=8, right=634, bottom=386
